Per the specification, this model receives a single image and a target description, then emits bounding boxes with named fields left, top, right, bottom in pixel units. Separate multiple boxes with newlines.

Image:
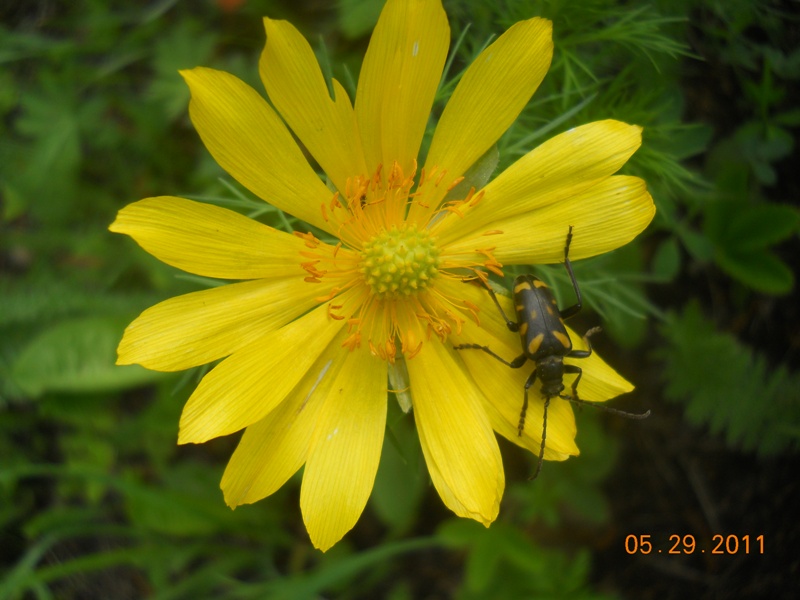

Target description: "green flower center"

left=359, top=225, right=441, bottom=299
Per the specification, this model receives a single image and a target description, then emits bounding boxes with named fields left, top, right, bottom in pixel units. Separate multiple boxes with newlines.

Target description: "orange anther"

left=446, top=176, right=465, bottom=192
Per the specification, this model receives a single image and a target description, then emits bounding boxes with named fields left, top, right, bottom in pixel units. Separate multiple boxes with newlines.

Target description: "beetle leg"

left=464, top=277, right=519, bottom=331
left=566, top=326, right=601, bottom=359
left=528, top=395, right=550, bottom=480
left=479, top=282, right=519, bottom=332
left=453, top=344, right=527, bottom=369
left=563, top=363, right=584, bottom=401
left=561, top=364, right=651, bottom=419
left=519, top=369, right=539, bottom=435
left=562, top=392, right=652, bottom=419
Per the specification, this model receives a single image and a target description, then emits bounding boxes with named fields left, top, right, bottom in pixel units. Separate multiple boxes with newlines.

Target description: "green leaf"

left=13, top=83, right=82, bottom=215
left=677, top=226, right=715, bottom=261
left=761, top=124, right=794, bottom=161
left=337, top=0, right=384, bottom=39
left=122, top=464, right=236, bottom=536
left=651, top=237, right=681, bottom=281
left=10, top=315, right=164, bottom=397
left=442, top=144, right=499, bottom=204
left=0, top=27, right=71, bottom=64
left=370, top=410, right=425, bottom=534
left=436, top=518, right=485, bottom=547
left=734, top=122, right=794, bottom=186
left=258, top=538, right=434, bottom=599
left=661, top=122, right=713, bottom=161
left=464, top=531, right=502, bottom=593
left=0, top=68, right=17, bottom=116
left=715, top=247, right=794, bottom=295
left=1, top=181, right=27, bottom=222
left=147, top=18, right=217, bottom=121
left=436, top=519, right=607, bottom=598
left=718, top=203, right=800, bottom=250
left=774, top=107, right=800, bottom=127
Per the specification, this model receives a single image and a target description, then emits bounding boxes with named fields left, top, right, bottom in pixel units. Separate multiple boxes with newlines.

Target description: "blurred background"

left=1, top=0, right=798, bottom=598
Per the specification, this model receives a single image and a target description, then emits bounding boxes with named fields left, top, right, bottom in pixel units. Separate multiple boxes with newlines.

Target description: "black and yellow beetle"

left=455, top=226, right=649, bottom=479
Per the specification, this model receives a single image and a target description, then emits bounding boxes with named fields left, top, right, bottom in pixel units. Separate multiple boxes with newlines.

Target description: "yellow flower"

left=110, top=0, right=654, bottom=551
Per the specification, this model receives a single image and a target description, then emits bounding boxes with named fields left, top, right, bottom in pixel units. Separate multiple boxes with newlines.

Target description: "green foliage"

left=2, top=0, right=797, bottom=597
left=704, top=200, right=798, bottom=294
left=338, top=0, right=385, bottom=39
left=0, top=277, right=165, bottom=402
left=657, top=303, right=800, bottom=456
left=10, top=315, right=164, bottom=397
left=438, top=520, right=610, bottom=600
left=0, top=464, right=290, bottom=600
left=691, top=0, right=800, bottom=293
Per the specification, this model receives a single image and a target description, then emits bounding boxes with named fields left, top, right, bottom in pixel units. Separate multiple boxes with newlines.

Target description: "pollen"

left=359, top=224, right=441, bottom=300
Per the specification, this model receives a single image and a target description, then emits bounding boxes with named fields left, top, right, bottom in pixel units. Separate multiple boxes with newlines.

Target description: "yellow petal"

left=436, top=120, right=644, bottom=245
left=261, top=18, right=367, bottom=192
left=422, top=442, right=497, bottom=519
left=181, top=67, right=333, bottom=234
left=110, top=197, right=307, bottom=279
left=300, top=348, right=387, bottom=551
left=443, top=175, right=655, bottom=265
left=117, top=277, right=323, bottom=372
left=407, top=340, right=503, bottom=524
left=409, top=18, right=553, bottom=224
left=178, top=301, right=347, bottom=444
left=221, top=333, right=351, bottom=507
left=355, top=0, right=449, bottom=177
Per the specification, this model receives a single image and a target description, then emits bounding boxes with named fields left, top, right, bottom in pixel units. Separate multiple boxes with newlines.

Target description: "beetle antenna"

left=559, top=395, right=651, bottom=419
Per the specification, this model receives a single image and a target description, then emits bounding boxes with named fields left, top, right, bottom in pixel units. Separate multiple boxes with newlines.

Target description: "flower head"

left=111, top=0, right=654, bottom=551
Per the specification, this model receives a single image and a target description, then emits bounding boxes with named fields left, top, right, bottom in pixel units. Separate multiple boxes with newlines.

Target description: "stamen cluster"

left=359, top=225, right=440, bottom=299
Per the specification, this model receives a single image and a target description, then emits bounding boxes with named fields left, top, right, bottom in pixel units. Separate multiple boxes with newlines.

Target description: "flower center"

left=359, top=224, right=440, bottom=300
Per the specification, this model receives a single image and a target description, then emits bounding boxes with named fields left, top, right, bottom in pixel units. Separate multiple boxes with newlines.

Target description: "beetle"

left=454, top=226, right=649, bottom=479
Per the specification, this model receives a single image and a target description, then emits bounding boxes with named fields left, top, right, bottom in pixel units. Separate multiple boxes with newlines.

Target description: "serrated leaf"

left=0, top=278, right=160, bottom=328
left=10, top=315, right=164, bottom=397
left=657, top=303, right=800, bottom=456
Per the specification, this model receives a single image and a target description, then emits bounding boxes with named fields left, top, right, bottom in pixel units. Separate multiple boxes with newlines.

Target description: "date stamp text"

left=625, top=534, right=764, bottom=555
